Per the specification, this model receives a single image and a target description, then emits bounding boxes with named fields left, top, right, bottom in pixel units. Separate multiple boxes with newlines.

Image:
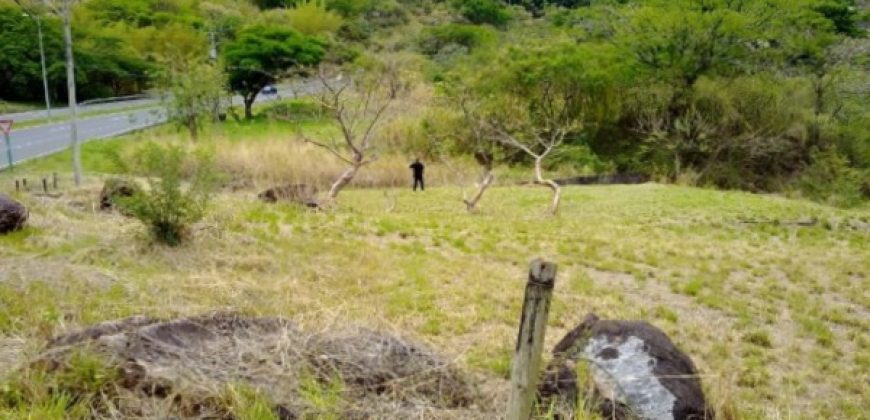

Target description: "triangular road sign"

left=0, top=120, right=12, bottom=135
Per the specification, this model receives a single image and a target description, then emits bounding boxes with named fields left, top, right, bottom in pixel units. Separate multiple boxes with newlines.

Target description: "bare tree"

left=424, top=87, right=496, bottom=213
left=305, top=63, right=401, bottom=200
left=484, top=83, right=580, bottom=215
left=456, top=93, right=497, bottom=213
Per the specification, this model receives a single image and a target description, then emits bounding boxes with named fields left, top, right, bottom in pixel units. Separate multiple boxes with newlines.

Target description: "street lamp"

left=22, top=12, right=52, bottom=119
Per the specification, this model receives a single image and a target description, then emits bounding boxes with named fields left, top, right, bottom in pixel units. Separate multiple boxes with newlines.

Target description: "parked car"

left=261, top=85, right=278, bottom=95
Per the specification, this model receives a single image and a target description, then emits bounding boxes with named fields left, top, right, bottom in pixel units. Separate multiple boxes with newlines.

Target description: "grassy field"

left=0, top=107, right=868, bottom=418
left=0, top=167, right=868, bottom=417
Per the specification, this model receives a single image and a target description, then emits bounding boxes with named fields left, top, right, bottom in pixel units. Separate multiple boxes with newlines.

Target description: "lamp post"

left=22, top=12, right=52, bottom=119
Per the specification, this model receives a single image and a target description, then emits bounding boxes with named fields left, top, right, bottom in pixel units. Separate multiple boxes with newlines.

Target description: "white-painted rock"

left=539, top=313, right=712, bottom=420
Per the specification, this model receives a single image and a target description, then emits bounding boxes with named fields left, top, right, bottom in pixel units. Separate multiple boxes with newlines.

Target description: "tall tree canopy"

left=224, top=25, right=326, bottom=118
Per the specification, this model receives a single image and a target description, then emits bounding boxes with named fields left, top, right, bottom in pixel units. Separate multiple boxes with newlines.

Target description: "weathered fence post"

left=507, top=259, right=557, bottom=420
left=42, top=178, right=48, bottom=193
left=52, top=172, right=58, bottom=189
left=15, top=180, right=20, bottom=192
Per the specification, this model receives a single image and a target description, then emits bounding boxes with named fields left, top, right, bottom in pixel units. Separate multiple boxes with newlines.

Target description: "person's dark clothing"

left=410, top=161, right=425, bottom=191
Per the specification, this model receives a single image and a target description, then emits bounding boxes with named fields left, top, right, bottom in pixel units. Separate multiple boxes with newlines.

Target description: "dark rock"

left=258, top=184, right=319, bottom=208
left=555, top=174, right=649, bottom=186
left=539, top=313, right=713, bottom=420
left=100, top=178, right=140, bottom=211
left=0, top=193, right=28, bottom=234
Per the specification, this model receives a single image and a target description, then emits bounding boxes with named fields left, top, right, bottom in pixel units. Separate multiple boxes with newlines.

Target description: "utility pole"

left=21, top=11, right=51, bottom=119
left=60, top=0, right=82, bottom=186
left=36, top=14, right=51, bottom=119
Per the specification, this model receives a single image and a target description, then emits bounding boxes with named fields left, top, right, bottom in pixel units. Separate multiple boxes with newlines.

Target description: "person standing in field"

left=410, top=158, right=425, bottom=191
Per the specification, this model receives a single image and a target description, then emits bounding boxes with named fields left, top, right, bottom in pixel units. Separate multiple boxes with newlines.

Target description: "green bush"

left=418, top=24, right=495, bottom=57
left=450, top=0, right=511, bottom=27
left=797, top=148, right=868, bottom=208
left=120, top=143, right=219, bottom=246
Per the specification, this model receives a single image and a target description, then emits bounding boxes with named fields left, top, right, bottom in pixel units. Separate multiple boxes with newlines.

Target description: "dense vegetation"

left=1, top=0, right=868, bottom=204
left=1, top=1, right=868, bottom=418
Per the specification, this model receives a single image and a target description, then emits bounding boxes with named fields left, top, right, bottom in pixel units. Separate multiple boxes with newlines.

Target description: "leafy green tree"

left=160, top=59, right=226, bottom=140
left=0, top=5, right=151, bottom=102
left=224, top=25, right=325, bottom=119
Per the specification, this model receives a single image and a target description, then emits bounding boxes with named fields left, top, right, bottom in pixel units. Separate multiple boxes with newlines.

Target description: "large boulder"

left=258, top=184, right=319, bottom=208
left=538, top=313, right=713, bottom=420
left=0, top=193, right=28, bottom=234
left=100, top=178, right=140, bottom=211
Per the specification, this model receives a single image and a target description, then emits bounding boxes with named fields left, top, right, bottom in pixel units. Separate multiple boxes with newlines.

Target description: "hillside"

left=1, top=0, right=869, bottom=418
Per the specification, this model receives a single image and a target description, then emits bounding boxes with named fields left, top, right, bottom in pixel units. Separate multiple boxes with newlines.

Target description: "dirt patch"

left=35, top=312, right=483, bottom=418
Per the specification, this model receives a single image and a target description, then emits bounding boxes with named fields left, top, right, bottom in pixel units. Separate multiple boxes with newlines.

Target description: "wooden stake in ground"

left=507, top=259, right=557, bottom=420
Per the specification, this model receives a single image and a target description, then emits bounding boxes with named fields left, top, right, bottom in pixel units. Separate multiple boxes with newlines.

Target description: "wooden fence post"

left=506, top=259, right=557, bottom=420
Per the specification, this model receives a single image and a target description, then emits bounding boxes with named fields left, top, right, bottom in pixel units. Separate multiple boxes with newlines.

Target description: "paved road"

left=0, top=79, right=324, bottom=123
left=0, top=80, right=325, bottom=170
left=0, top=108, right=167, bottom=170
left=1, top=96, right=158, bottom=123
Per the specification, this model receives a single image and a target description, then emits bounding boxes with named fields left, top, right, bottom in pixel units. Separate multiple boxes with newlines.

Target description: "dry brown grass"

left=212, top=136, right=461, bottom=191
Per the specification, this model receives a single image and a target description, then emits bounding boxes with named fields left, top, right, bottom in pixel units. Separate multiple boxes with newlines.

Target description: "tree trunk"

left=533, top=156, right=561, bottom=215
left=463, top=170, right=494, bottom=213
left=187, top=114, right=198, bottom=140
left=328, top=163, right=360, bottom=199
left=810, top=76, right=824, bottom=148
left=62, top=3, right=82, bottom=186
left=244, top=93, right=256, bottom=120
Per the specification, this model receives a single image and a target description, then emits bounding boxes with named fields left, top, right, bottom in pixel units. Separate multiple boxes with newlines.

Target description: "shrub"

left=450, top=0, right=511, bottom=27
left=418, top=24, right=495, bottom=57
left=364, top=0, right=410, bottom=28
left=286, top=0, right=344, bottom=35
left=120, top=143, right=219, bottom=246
left=796, top=148, right=868, bottom=208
